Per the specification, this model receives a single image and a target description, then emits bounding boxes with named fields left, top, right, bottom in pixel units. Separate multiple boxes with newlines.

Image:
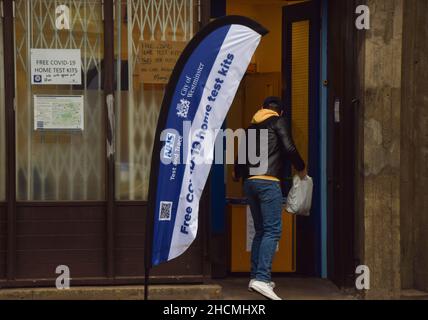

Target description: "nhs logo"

left=163, top=132, right=176, bottom=160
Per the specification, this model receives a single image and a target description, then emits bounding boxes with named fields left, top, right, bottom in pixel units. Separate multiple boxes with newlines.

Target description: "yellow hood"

left=251, top=109, right=279, bottom=124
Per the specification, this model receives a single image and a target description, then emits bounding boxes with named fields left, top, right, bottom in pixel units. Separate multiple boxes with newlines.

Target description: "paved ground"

left=400, top=289, right=428, bottom=300
left=216, top=277, right=357, bottom=300
left=0, top=277, right=355, bottom=300
left=1, top=277, right=427, bottom=300
left=0, top=284, right=222, bottom=300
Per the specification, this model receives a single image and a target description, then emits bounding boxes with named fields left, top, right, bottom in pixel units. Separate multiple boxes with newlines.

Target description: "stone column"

left=360, top=0, right=403, bottom=299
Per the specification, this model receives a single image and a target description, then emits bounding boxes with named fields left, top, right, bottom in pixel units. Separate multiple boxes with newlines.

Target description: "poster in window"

left=34, top=95, right=84, bottom=130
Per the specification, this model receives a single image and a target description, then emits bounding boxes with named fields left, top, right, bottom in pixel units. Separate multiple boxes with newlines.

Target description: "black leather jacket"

left=234, top=116, right=305, bottom=181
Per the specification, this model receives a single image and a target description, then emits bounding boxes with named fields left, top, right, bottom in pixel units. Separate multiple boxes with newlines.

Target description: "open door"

left=283, top=0, right=321, bottom=276
left=327, top=0, right=358, bottom=288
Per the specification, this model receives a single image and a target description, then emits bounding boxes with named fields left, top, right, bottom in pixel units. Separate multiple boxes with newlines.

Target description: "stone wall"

left=360, top=0, right=403, bottom=299
left=360, top=0, right=428, bottom=297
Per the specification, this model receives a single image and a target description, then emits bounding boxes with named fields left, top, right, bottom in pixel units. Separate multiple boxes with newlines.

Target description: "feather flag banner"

left=146, top=16, right=268, bottom=267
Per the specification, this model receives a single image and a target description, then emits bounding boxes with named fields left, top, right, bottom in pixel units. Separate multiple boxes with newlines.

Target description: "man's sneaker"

left=248, top=279, right=276, bottom=292
left=249, top=280, right=282, bottom=300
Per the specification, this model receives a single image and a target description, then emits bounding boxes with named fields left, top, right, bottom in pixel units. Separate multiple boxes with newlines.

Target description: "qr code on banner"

left=159, top=201, right=173, bottom=221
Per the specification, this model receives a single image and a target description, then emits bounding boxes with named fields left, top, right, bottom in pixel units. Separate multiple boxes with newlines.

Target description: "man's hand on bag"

left=298, top=169, right=307, bottom=180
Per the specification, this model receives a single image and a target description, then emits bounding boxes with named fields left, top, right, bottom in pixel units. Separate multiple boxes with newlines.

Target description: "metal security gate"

left=0, top=0, right=210, bottom=288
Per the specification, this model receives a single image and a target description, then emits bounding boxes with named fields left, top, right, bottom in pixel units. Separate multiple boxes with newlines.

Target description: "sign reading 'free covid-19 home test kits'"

left=30, top=49, right=82, bottom=85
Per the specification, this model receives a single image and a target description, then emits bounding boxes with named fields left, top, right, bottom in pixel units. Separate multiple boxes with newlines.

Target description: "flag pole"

left=144, top=168, right=157, bottom=300
left=145, top=157, right=157, bottom=301
left=144, top=260, right=150, bottom=300
left=144, top=224, right=151, bottom=300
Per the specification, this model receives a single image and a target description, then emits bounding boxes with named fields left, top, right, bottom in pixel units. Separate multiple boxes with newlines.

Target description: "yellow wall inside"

left=291, top=20, right=310, bottom=168
left=226, top=0, right=307, bottom=73
left=227, top=1, right=282, bottom=73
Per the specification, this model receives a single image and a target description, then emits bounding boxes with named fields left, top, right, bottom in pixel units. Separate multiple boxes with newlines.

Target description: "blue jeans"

left=244, top=179, right=283, bottom=283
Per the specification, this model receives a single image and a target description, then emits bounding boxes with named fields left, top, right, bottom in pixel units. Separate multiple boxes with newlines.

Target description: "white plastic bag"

left=285, top=175, right=313, bottom=216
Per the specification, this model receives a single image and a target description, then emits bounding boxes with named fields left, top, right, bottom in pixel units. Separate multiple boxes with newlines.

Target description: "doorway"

left=212, top=0, right=328, bottom=279
left=283, top=0, right=322, bottom=276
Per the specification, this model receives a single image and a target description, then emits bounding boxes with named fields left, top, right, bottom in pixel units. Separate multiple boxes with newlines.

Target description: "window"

left=114, top=0, right=196, bottom=200
left=14, top=0, right=105, bottom=200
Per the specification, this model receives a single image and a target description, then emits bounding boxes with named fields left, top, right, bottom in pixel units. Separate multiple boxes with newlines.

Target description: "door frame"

left=3, top=0, right=17, bottom=281
left=326, top=0, right=360, bottom=288
left=282, top=0, right=322, bottom=276
left=283, top=0, right=358, bottom=286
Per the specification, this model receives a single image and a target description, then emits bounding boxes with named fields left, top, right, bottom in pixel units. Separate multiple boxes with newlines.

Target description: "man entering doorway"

left=234, top=96, right=307, bottom=300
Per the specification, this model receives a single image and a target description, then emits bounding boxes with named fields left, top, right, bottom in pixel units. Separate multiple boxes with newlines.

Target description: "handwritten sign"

left=31, top=49, right=82, bottom=85
left=136, top=41, right=186, bottom=84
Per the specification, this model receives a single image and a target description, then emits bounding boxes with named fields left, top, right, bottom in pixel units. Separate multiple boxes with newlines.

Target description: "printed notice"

left=34, top=95, right=84, bottom=130
left=31, top=49, right=82, bottom=85
left=246, top=206, right=255, bottom=252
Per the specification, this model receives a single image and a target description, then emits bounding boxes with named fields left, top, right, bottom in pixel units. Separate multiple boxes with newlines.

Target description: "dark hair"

left=263, top=96, right=283, bottom=113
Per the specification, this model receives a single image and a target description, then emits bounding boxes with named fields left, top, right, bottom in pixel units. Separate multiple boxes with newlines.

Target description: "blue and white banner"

left=147, top=16, right=268, bottom=266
